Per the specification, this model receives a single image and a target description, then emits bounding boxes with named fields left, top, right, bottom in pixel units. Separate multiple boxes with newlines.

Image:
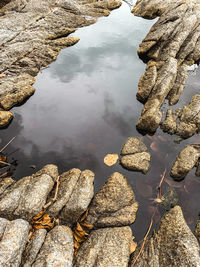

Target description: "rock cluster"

left=170, top=145, right=200, bottom=180
left=161, top=94, right=200, bottom=139
left=132, top=0, right=200, bottom=134
left=0, top=0, right=122, bottom=127
left=120, top=137, right=151, bottom=174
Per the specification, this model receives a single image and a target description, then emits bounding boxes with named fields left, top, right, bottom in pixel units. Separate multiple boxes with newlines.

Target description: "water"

left=1, top=2, right=200, bottom=241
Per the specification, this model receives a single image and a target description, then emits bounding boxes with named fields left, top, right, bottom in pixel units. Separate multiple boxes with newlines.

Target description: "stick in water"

left=0, top=136, right=16, bottom=153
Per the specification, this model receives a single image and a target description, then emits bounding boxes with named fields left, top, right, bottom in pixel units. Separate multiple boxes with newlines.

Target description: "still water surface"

left=1, top=3, right=200, bottom=240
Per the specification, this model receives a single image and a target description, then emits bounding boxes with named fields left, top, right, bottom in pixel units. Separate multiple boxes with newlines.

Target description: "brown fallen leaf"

left=81, top=221, right=94, bottom=230
left=130, top=237, right=137, bottom=254
left=104, top=154, right=119, bottom=166
left=0, top=73, right=6, bottom=78
left=80, top=209, right=88, bottom=222
left=32, top=212, right=54, bottom=230
left=0, top=155, right=7, bottom=162
left=73, top=231, right=86, bottom=243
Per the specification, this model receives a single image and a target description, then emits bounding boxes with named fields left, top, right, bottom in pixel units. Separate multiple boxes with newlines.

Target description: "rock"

left=195, top=161, right=200, bottom=177
left=0, top=110, right=13, bottom=127
left=130, top=206, right=200, bottom=267
left=0, top=177, right=15, bottom=196
left=0, top=217, right=8, bottom=239
left=161, top=95, right=200, bottom=138
left=32, top=226, right=74, bottom=267
left=86, top=172, right=138, bottom=228
left=0, top=0, right=121, bottom=126
left=0, top=164, right=58, bottom=221
left=120, top=137, right=151, bottom=174
left=0, top=218, right=30, bottom=267
left=121, top=153, right=151, bottom=174
left=194, top=219, right=200, bottom=245
left=21, top=229, right=47, bottom=267
left=121, top=137, right=147, bottom=155
left=73, top=226, right=132, bottom=267
left=132, top=0, right=200, bottom=134
left=48, top=169, right=94, bottom=227
left=170, top=145, right=200, bottom=180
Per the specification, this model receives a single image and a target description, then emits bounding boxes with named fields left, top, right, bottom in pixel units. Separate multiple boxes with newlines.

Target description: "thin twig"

left=43, top=176, right=60, bottom=210
left=131, top=210, right=155, bottom=266
left=157, top=168, right=167, bottom=199
left=0, top=161, right=10, bottom=166
left=0, top=136, right=16, bottom=153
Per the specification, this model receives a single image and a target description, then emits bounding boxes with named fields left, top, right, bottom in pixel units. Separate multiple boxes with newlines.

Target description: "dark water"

left=1, top=3, right=200, bottom=241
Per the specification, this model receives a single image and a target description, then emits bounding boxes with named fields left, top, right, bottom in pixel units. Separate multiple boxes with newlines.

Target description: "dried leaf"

left=73, top=232, right=86, bottom=243
left=32, top=211, right=45, bottom=221
left=74, top=241, right=80, bottom=250
left=32, top=212, right=54, bottom=230
left=81, top=221, right=94, bottom=230
left=74, top=228, right=88, bottom=238
left=130, top=238, right=137, bottom=254
left=0, top=155, right=7, bottom=162
left=0, top=73, right=6, bottom=78
left=80, top=209, right=88, bottom=222
left=76, top=222, right=84, bottom=232
left=104, top=154, right=119, bottom=166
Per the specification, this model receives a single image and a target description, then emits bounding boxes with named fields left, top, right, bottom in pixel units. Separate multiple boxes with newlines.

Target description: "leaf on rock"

left=80, top=209, right=88, bottom=222
left=104, top=154, right=119, bottom=166
left=81, top=221, right=94, bottom=230
left=32, top=212, right=54, bottom=230
left=0, top=73, right=6, bottom=78
left=0, top=155, right=7, bottom=162
left=130, top=237, right=137, bottom=254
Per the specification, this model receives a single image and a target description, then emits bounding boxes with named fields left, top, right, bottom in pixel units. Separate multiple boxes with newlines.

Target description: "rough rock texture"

left=0, top=218, right=30, bottom=267
left=194, top=219, right=200, bottom=245
left=32, top=226, right=74, bottom=267
left=132, top=0, right=200, bottom=134
left=0, top=164, right=58, bottom=221
left=21, top=229, right=47, bottom=267
left=161, top=95, right=200, bottom=138
left=130, top=206, right=200, bottom=267
left=0, top=110, right=13, bottom=127
left=86, top=172, right=138, bottom=228
left=0, top=0, right=122, bottom=126
left=48, top=169, right=94, bottom=227
left=120, top=137, right=151, bottom=174
left=73, top=226, right=132, bottom=267
left=170, top=145, right=200, bottom=180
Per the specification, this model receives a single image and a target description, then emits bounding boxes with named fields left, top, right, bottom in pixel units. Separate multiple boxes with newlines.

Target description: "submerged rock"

left=0, top=0, right=121, bottom=127
left=132, top=0, right=200, bottom=134
left=161, top=95, right=200, bottom=139
left=120, top=137, right=151, bottom=174
left=170, top=145, right=200, bottom=180
left=73, top=226, right=132, bottom=267
left=32, top=226, right=74, bottom=267
left=130, top=206, right=200, bottom=267
left=86, top=172, right=138, bottom=228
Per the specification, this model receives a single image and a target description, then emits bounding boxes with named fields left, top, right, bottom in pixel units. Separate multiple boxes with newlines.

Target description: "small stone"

left=86, top=172, right=138, bottom=228
left=121, top=137, right=147, bottom=155
left=73, top=226, right=132, bottom=267
left=32, top=226, right=74, bottom=267
left=121, top=152, right=151, bottom=174
left=0, top=110, right=13, bottom=127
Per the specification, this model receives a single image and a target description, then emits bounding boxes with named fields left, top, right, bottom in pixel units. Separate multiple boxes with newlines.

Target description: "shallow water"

left=1, top=2, right=200, bottom=241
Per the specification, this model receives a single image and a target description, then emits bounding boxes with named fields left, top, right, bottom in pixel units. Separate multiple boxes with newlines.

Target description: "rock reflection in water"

left=0, top=3, right=200, bottom=241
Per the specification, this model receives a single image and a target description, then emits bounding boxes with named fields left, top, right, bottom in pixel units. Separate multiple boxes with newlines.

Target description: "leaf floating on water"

left=32, top=211, right=54, bottom=230
left=104, top=154, right=119, bottom=166
left=130, top=237, right=137, bottom=254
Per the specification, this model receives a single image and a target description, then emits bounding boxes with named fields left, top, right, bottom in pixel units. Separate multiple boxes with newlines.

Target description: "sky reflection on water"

left=0, top=2, right=200, bottom=241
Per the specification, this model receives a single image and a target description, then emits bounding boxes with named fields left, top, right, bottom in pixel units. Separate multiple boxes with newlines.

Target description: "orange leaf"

left=130, top=238, right=137, bottom=254
left=0, top=73, right=6, bottom=78
left=104, top=154, right=119, bottom=166
left=81, top=221, right=94, bottom=230
left=80, top=209, right=88, bottom=222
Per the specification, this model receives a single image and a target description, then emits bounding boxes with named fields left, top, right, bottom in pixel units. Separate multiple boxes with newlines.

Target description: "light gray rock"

left=130, top=206, right=200, bottom=267
left=121, top=137, right=147, bottom=155
left=86, top=172, right=138, bottom=228
left=21, top=229, right=47, bottom=267
left=120, top=137, right=151, bottom=174
left=32, top=225, right=74, bottom=267
left=0, top=177, right=15, bottom=196
left=0, top=217, right=8, bottom=240
left=0, top=219, right=30, bottom=267
left=73, top=226, right=132, bottom=267
left=170, top=145, right=200, bottom=180
left=121, top=152, right=151, bottom=174
left=0, top=164, right=58, bottom=221
left=132, top=0, right=200, bottom=134
left=49, top=169, right=94, bottom=227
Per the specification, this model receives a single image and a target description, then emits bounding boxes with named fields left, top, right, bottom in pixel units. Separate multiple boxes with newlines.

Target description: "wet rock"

left=0, top=164, right=58, bottom=221
left=0, top=0, right=121, bottom=127
left=0, top=218, right=30, bottom=267
left=120, top=137, right=151, bottom=174
left=162, top=95, right=200, bottom=138
left=21, top=229, right=47, bottom=267
left=130, top=206, right=200, bottom=267
left=0, top=110, right=13, bottom=127
left=32, top=226, right=74, bottom=267
left=170, top=145, right=200, bottom=180
left=73, top=226, right=132, bottom=267
left=48, top=169, right=94, bottom=227
left=86, top=172, right=138, bottom=228
left=132, top=0, right=200, bottom=134
left=194, top=218, right=200, bottom=245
